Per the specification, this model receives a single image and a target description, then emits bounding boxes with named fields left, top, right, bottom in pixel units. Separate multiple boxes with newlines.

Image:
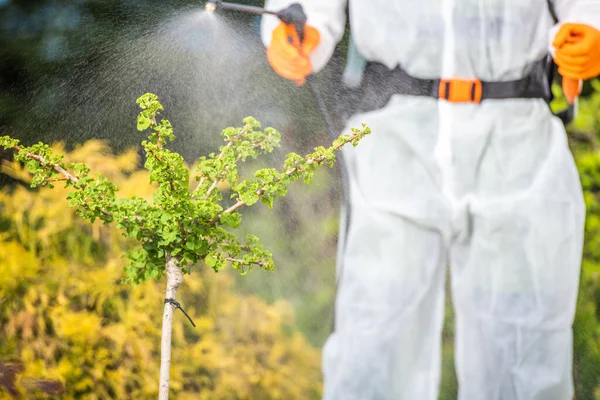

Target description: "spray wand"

left=205, top=1, right=307, bottom=43
left=561, top=77, right=582, bottom=124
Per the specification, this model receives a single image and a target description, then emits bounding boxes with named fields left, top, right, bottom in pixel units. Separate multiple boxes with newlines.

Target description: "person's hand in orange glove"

left=553, top=23, right=600, bottom=104
left=553, top=23, right=600, bottom=80
left=266, top=22, right=320, bottom=86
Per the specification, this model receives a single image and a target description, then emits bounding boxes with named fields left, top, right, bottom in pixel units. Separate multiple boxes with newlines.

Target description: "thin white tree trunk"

left=158, top=256, right=183, bottom=400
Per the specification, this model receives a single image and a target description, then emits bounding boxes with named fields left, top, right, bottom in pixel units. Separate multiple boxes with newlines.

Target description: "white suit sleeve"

left=549, top=0, right=600, bottom=53
left=552, top=0, right=600, bottom=28
left=260, top=0, right=347, bottom=73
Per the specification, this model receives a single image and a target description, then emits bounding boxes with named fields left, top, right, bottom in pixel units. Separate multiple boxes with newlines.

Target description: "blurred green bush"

left=568, top=79, right=600, bottom=400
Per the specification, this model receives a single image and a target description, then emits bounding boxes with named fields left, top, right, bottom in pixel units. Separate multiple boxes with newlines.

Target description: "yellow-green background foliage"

left=0, top=141, right=321, bottom=399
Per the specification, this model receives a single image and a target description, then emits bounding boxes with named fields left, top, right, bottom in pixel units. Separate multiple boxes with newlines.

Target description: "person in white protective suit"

left=261, top=1, right=600, bottom=399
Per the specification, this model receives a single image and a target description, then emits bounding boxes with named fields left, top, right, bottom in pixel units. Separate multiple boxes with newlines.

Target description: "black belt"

left=330, top=57, right=561, bottom=124
left=379, top=63, right=552, bottom=102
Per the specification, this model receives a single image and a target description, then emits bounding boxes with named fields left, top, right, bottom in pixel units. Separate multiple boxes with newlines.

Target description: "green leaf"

left=219, top=212, right=242, bottom=228
left=137, top=116, right=151, bottom=131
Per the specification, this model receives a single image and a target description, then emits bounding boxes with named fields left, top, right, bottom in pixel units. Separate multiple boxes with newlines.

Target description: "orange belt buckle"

left=438, top=79, right=483, bottom=103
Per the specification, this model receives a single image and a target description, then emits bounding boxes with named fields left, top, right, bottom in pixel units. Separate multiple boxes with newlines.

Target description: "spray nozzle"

left=204, top=1, right=277, bottom=17
left=203, top=1, right=307, bottom=42
left=204, top=1, right=218, bottom=13
left=276, top=3, right=307, bottom=42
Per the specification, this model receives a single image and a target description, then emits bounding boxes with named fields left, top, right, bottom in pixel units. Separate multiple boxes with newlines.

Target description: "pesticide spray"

left=204, top=2, right=352, bottom=328
left=202, top=0, right=348, bottom=196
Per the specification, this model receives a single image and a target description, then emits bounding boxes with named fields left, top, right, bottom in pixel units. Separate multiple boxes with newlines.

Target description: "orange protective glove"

left=553, top=23, right=600, bottom=80
left=266, top=22, right=320, bottom=86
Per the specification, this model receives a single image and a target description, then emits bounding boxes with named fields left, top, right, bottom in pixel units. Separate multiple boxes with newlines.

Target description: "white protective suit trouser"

left=261, top=1, right=600, bottom=399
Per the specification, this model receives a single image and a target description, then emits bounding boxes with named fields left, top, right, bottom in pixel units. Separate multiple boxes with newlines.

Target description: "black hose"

left=306, top=76, right=350, bottom=333
left=306, top=76, right=351, bottom=204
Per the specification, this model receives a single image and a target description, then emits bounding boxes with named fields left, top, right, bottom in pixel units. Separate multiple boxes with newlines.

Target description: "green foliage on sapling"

left=0, top=93, right=370, bottom=286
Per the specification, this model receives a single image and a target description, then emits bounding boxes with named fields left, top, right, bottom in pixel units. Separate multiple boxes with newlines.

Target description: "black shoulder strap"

left=545, top=0, right=577, bottom=125
left=547, top=0, right=559, bottom=23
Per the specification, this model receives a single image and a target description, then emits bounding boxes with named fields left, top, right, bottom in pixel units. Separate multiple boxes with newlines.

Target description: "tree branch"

left=15, top=145, right=79, bottom=184
left=194, top=141, right=233, bottom=194
left=210, top=131, right=364, bottom=224
left=147, top=147, right=163, bottom=162
left=13, top=145, right=114, bottom=219
left=194, top=126, right=262, bottom=197
left=223, top=200, right=246, bottom=215
left=224, top=257, right=269, bottom=268
left=204, top=179, right=220, bottom=200
left=204, top=152, right=253, bottom=200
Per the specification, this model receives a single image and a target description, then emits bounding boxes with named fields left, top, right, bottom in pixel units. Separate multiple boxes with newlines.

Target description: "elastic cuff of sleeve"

left=306, top=20, right=337, bottom=73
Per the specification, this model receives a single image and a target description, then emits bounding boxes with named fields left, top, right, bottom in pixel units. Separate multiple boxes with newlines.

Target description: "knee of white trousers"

left=324, top=209, right=447, bottom=400
left=450, top=113, right=585, bottom=328
left=322, top=291, right=445, bottom=400
left=454, top=315, right=574, bottom=400
left=335, top=204, right=449, bottom=318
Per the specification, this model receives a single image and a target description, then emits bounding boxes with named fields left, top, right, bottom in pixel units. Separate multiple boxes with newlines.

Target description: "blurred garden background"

left=1, top=0, right=599, bottom=398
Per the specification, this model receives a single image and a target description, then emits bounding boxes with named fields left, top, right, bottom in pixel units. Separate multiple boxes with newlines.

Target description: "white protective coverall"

left=262, top=1, right=600, bottom=399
